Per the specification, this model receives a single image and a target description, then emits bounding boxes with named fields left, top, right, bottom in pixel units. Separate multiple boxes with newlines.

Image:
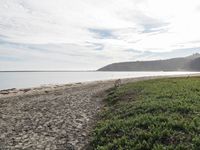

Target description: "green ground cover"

left=89, top=77, right=200, bottom=150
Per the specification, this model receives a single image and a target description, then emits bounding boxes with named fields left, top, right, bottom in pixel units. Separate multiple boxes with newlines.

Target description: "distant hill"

left=98, top=53, right=200, bottom=71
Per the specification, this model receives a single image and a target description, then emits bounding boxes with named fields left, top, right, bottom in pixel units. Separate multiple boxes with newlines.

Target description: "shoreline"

left=1, top=71, right=199, bottom=90
left=0, top=73, right=200, bottom=98
left=0, top=73, right=199, bottom=149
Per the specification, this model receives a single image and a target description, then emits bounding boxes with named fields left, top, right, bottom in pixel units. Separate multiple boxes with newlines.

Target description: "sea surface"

left=0, top=71, right=198, bottom=90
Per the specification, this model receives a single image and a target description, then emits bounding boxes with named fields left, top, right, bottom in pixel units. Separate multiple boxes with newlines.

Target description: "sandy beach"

left=0, top=73, right=199, bottom=150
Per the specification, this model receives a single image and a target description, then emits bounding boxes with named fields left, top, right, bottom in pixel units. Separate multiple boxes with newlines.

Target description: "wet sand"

left=0, top=74, right=199, bottom=150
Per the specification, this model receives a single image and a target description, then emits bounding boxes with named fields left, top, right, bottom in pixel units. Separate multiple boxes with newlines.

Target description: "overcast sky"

left=0, top=0, right=200, bottom=70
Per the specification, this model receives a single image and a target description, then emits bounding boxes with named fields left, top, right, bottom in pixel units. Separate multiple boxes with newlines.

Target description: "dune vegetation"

left=89, top=77, right=200, bottom=150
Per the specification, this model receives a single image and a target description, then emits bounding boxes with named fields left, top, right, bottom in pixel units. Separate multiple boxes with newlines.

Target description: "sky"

left=0, top=0, right=200, bottom=70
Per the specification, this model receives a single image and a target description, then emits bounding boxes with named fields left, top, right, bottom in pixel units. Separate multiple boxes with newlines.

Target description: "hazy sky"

left=0, top=0, right=200, bottom=70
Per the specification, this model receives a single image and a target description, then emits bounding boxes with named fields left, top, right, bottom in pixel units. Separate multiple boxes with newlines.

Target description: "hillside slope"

left=98, top=53, right=200, bottom=71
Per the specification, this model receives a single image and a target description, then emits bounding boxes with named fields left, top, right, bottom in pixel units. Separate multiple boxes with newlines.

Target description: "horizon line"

left=0, top=70, right=96, bottom=72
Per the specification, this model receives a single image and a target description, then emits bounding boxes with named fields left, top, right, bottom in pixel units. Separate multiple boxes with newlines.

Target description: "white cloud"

left=0, top=0, right=200, bottom=70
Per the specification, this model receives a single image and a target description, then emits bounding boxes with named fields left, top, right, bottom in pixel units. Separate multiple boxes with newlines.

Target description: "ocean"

left=0, top=71, right=197, bottom=90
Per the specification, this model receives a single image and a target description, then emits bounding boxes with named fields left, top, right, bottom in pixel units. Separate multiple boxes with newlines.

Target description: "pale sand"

left=0, top=73, right=199, bottom=150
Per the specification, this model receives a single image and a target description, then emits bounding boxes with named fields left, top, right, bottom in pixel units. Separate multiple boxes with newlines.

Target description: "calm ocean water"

left=0, top=71, right=198, bottom=90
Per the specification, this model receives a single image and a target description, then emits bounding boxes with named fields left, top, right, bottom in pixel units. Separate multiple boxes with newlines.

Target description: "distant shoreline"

left=1, top=73, right=200, bottom=98
left=0, top=70, right=199, bottom=72
left=0, top=70, right=96, bottom=72
left=1, top=71, right=198, bottom=91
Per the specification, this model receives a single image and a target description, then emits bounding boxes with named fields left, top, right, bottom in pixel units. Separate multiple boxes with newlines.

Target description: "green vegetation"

left=89, top=77, right=200, bottom=150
